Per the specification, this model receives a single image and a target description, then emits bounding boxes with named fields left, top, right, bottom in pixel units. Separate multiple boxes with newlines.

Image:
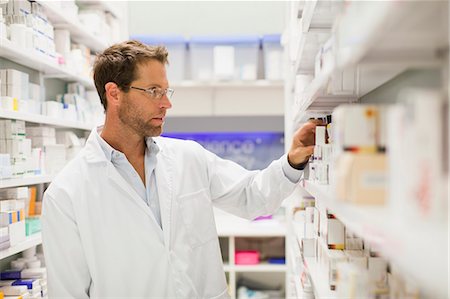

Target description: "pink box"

left=235, top=250, right=260, bottom=265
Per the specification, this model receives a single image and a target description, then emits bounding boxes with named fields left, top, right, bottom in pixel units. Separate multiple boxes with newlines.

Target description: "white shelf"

left=0, top=39, right=95, bottom=88
left=0, top=233, right=42, bottom=260
left=223, top=264, right=232, bottom=272
left=215, top=213, right=286, bottom=237
left=294, top=69, right=357, bottom=123
left=293, top=0, right=337, bottom=74
left=37, top=0, right=108, bottom=53
left=293, top=1, right=446, bottom=122
left=302, top=180, right=448, bottom=298
left=303, top=257, right=336, bottom=299
left=335, top=1, right=446, bottom=71
left=172, top=80, right=284, bottom=89
left=0, top=109, right=94, bottom=131
left=0, top=175, right=53, bottom=189
left=232, top=263, right=286, bottom=273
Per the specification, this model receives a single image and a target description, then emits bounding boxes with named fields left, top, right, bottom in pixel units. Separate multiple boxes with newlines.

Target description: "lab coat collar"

left=84, top=128, right=109, bottom=164
left=84, top=127, right=165, bottom=164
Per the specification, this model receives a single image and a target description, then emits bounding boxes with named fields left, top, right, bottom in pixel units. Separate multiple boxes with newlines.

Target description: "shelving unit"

left=169, top=80, right=284, bottom=117
left=215, top=209, right=287, bottom=299
left=0, top=109, right=94, bottom=131
left=37, top=0, right=108, bottom=52
left=302, top=180, right=447, bottom=297
left=0, top=38, right=94, bottom=88
left=288, top=0, right=447, bottom=123
left=284, top=1, right=449, bottom=299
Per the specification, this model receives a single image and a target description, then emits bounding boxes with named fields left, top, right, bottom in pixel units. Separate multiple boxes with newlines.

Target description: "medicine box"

left=132, top=34, right=187, bottom=82
left=235, top=250, right=259, bottom=265
left=332, top=105, right=379, bottom=152
left=334, top=152, right=387, bottom=205
left=190, top=35, right=260, bottom=81
left=324, top=217, right=345, bottom=250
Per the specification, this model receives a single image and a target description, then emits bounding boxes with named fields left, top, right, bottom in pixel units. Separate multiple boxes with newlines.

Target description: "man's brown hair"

left=93, top=40, right=169, bottom=110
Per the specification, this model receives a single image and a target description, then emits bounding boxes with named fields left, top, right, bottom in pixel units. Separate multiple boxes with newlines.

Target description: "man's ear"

left=105, top=82, right=121, bottom=107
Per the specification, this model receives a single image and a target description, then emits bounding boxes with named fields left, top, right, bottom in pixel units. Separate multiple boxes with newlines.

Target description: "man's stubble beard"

left=118, top=96, right=163, bottom=138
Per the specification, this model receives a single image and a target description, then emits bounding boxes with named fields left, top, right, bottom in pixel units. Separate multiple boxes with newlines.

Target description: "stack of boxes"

left=0, top=67, right=101, bottom=126
left=25, top=186, right=41, bottom=237
left=0, top=246, right=47, bottom=298
left=332, top=105, right=388, bottom=205
left=0, top=0, right=120, bottom=82
left=388, top=88, right=446, bottom=225
left=0, top=123, right=84, bottom=180
left=1, top=69, right=25, bottom=112
left=0, top=120, right=35, bottom=178
left=0, top=0, right=57, bottom=60
left=0, top=187, right=27, bottom=248
left=0, top=185, right=42, bottom=250
left=26, top=126, right=65, bottom=175
left=291, top=195, right=393, bottom=297
left=0, top=68, right=42, bottom=114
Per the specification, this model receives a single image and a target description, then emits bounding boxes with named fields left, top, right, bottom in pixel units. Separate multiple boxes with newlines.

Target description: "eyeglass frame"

left=129, top=86, right=174, bottom=100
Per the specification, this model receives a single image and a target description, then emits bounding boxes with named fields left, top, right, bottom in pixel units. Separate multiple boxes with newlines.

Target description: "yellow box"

left=335, top=153, right=387, bottom=205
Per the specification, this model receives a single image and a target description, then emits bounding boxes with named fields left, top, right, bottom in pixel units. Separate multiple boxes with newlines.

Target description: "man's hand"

left=287, top=120, right=324, bottom=169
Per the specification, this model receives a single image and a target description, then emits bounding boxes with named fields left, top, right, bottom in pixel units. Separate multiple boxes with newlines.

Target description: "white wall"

left=128, top=1, right=286, bottom=36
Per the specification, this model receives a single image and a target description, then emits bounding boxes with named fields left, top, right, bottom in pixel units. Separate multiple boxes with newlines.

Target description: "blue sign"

left=162, top=132, right=285, bottom=170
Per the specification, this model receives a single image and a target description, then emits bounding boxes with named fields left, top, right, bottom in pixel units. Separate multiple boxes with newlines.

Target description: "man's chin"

left=145, top=126, right=163, bottom=137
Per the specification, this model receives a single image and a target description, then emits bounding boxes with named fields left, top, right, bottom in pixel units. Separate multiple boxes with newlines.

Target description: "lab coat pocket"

left=179, top=188, right=217, bottom=248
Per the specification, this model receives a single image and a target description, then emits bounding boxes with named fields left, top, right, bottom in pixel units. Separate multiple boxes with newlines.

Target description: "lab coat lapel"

left=105, top=162, right=165, bottom=238
left=84, top=130, right=164, bottom=238
left=155, top=147, right=174, bottom=250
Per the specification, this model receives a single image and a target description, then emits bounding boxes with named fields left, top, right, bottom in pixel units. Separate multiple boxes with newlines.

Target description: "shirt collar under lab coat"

left=94, top=126, right=160, bottom=162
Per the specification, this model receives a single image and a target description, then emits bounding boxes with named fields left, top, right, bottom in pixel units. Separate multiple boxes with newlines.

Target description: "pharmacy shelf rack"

left=0, top=38, right=95, bottom=89
left=0, top=175, right=53, bottom=189
left=37, top=0, right=108, bottom=53
left=215, top=209, right=287, bottom=299
left=302, top=180, right=448, bottom=298
left=171, top=80, right=284, bottom=89
left=290, top=1, right=445, bottom=123
left=0, top=109, right=94, bottom=131
left=0, top=233, right=42, bottom=260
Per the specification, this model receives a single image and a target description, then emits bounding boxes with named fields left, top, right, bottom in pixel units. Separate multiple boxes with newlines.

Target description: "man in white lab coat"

left=41, top=40, right=317, bottom=298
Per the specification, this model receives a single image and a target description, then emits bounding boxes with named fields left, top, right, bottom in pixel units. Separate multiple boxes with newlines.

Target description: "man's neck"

left=100, top=120, right=146, bottom=159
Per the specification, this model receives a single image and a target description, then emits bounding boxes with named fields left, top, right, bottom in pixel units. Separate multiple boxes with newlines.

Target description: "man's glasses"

left=130, top=86, right=174, bottom=100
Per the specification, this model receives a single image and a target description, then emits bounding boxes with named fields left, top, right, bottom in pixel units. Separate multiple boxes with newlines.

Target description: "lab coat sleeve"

left=41, top=190, right=91, bottom=299
left=202, top=145, right=302, bottom=219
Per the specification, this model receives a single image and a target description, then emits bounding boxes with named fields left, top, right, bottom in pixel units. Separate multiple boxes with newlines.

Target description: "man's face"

left=118, top=60, right=172, bottom=137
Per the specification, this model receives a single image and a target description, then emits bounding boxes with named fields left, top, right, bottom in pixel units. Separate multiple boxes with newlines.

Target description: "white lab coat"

left=41, top=129, right=300, bottom=299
